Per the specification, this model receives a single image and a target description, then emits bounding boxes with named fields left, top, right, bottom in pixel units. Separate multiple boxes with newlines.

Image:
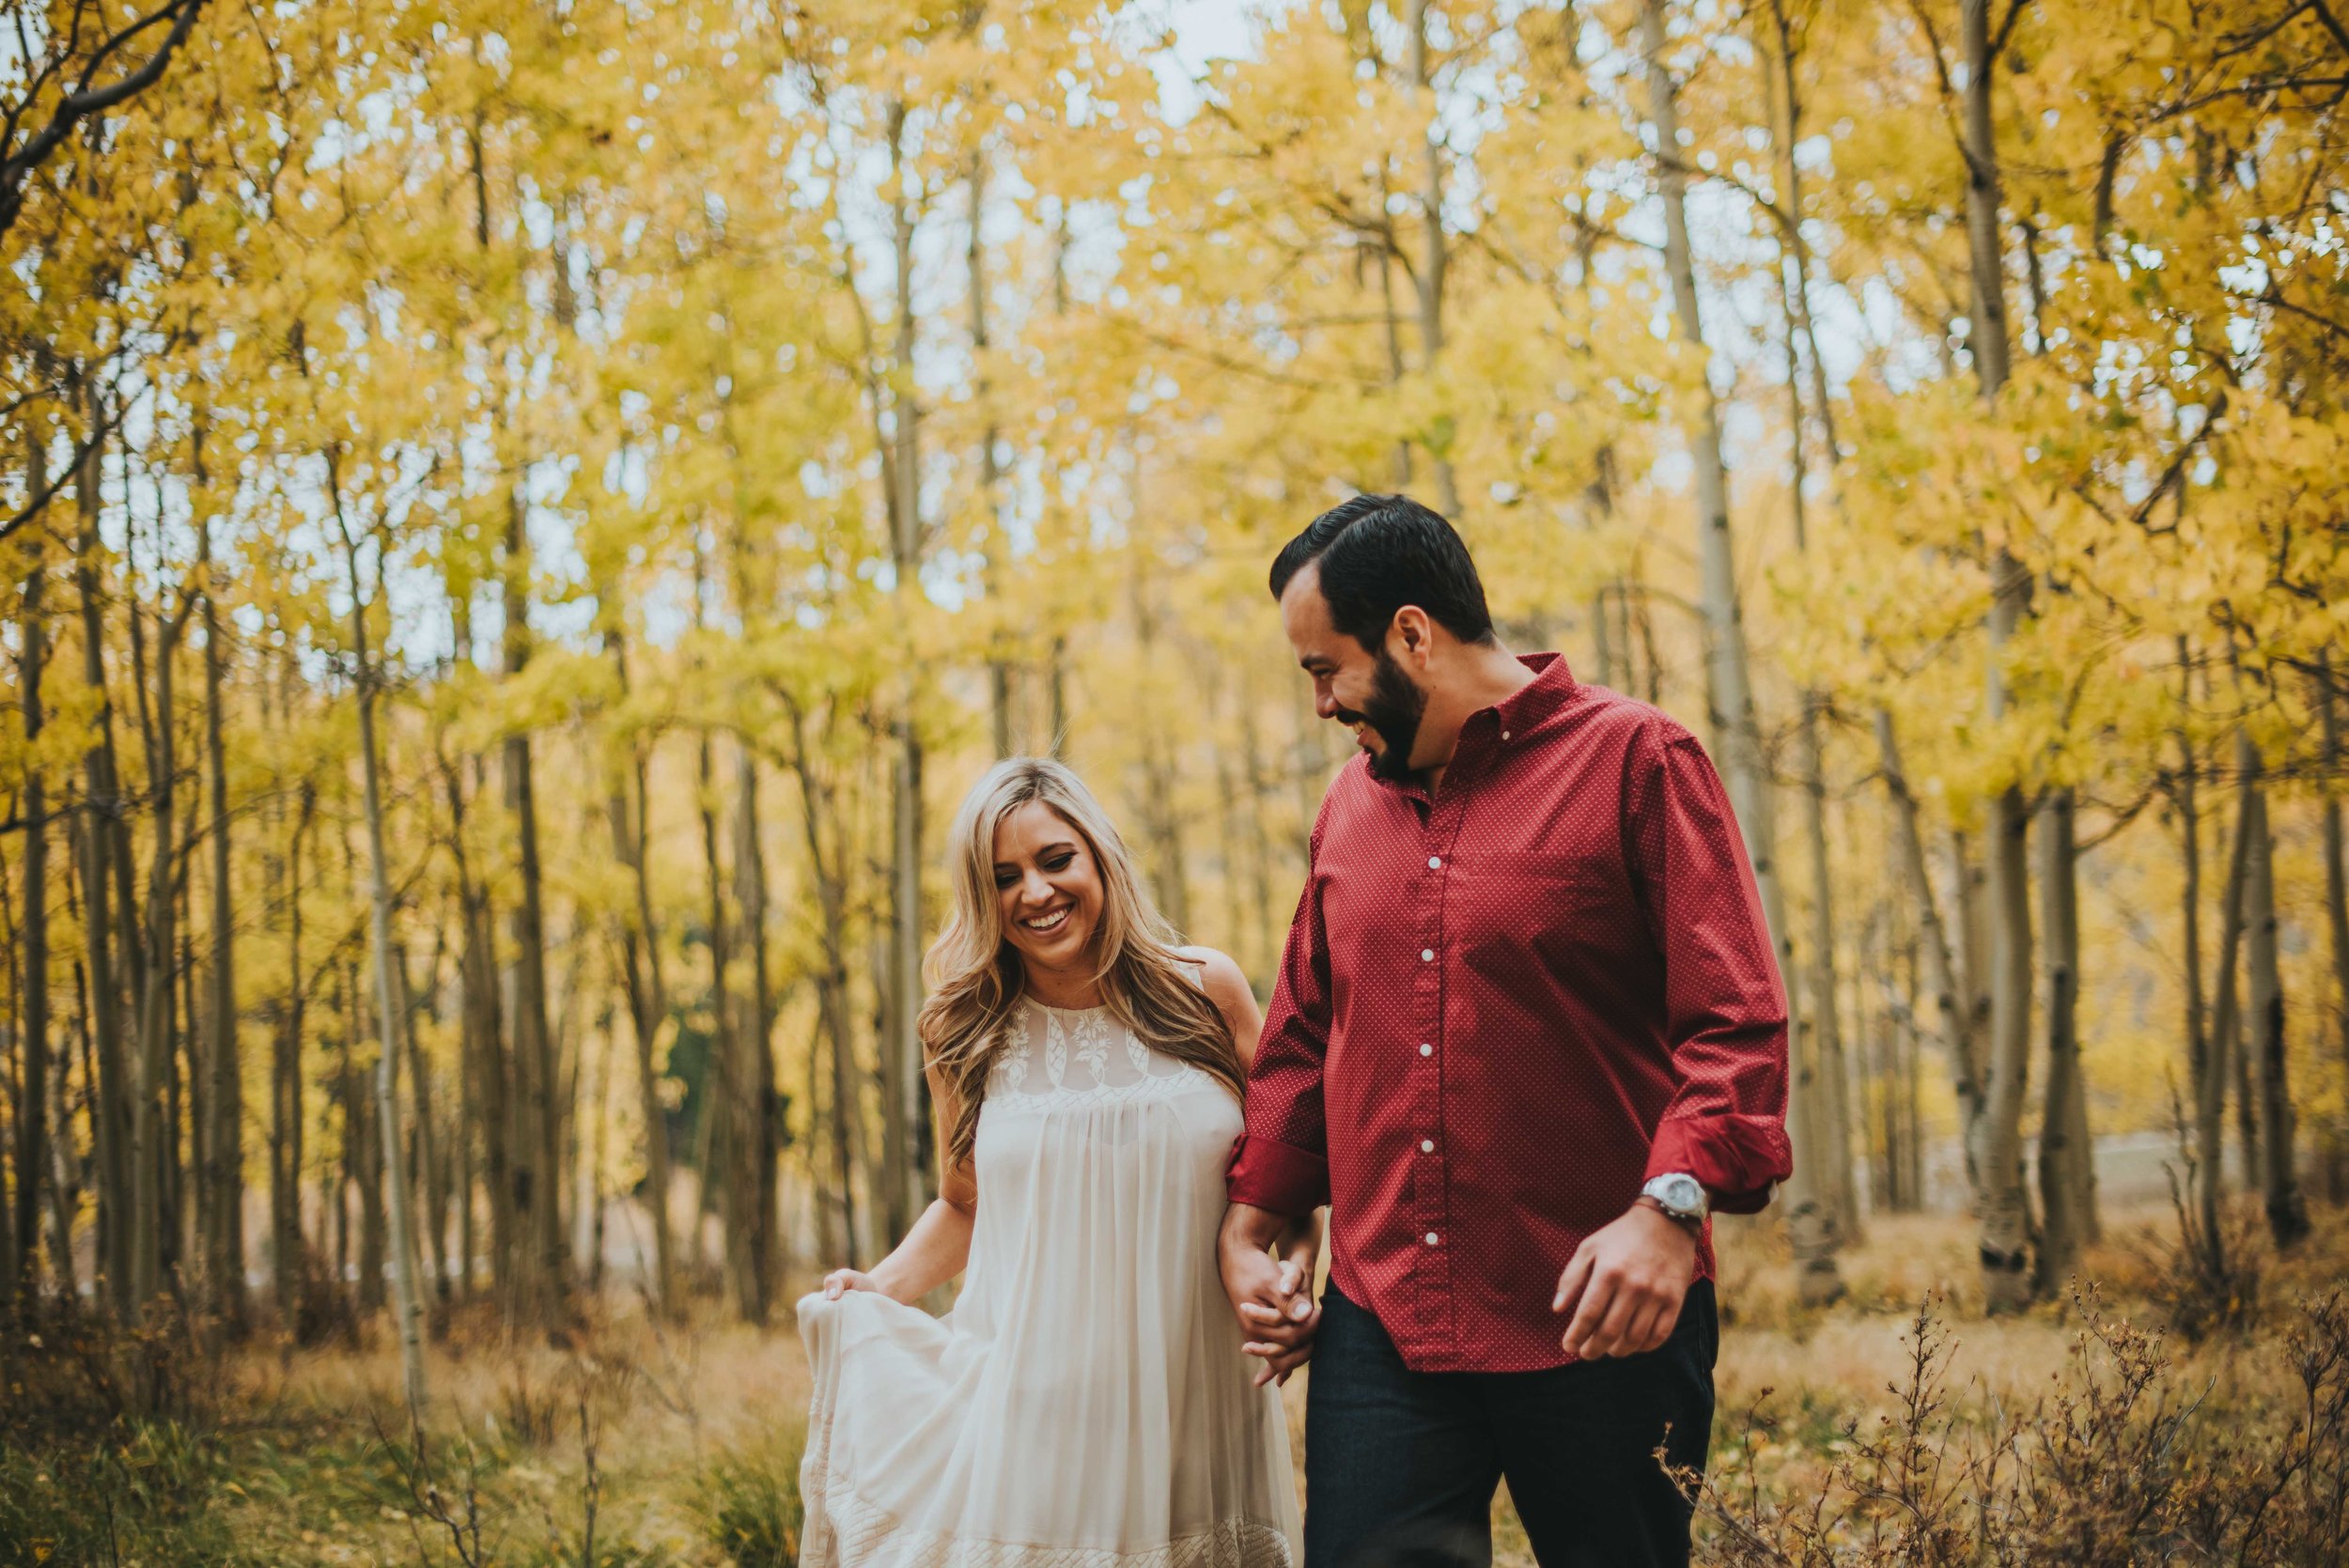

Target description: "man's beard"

left=1338, top=648, right=1428, bottom=784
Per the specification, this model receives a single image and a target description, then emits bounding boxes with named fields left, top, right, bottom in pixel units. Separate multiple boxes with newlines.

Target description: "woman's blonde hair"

left=918, top=757, right=1244, bottom=1174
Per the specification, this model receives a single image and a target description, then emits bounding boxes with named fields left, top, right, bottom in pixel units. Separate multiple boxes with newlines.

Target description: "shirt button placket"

left=1416, top=798, right=1459, bottom=1352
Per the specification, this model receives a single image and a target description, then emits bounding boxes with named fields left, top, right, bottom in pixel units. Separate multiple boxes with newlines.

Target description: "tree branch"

left=0, top=0, right=210, bottom=241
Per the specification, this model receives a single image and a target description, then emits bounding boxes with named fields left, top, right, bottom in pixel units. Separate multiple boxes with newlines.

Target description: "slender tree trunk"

left=1961, top=0, right=2015, bottom=398
left=1641, top=0, right=1823, bottom=1295
left=400, top=943, right=449, bottom=1306
left=344, top=948, right=385, bottom=1317
left=274, top=783, right=312, bottom=1323
left=1766, top=0, right=1858, bottom=1246
left=695, top=722, right=740, bottom=1296
left=334, top=971, right=356, bottom=1309
left=967, top=152, right=1017, bottom=760
left=2173, top=644, right=2211, bottom=1235
left=1976, top=569, right=2035, bottom=1312
left=603, top=634, right=674, bottom=1311
left=45, top=975, right=77, bottom=1297
left=129, top=598, right=185, bottom=1314
left=444, top=749, right=513, bottom=1312
left=73, top=415, right=133, bottom=1315
left=1235, top=685, right=1278, bottom=978
left=2203, top=750, right=2254, bottom=1271
left=2238, top=732, right=2308, bottom=1247
left=456, top=965, right=476, bottom=1302
left=1405, top=0, right=1460, bottom=516
left=199, top=520, right=244, bottom=1333
left=1960, top=0, right=2035, bottom=1311
left=585, top=1006, right=614, bottom=1295
left=345, top=555, right=427, bottom=1418
left=2034, top=788, right=2093, bottom=1291
left=731, top=746, right=779, bottom=1323
left=14, top=527, right=48, bottom=1306
left=1047, top=639, right=1067, bottom=756
left=1875, top=713, right=1976, bottom=1139
left=784, top=700, right=863, bottom=1271
left=883, top=103, right=928, bottom=1238
left=2317, top=654, right=2349, bottom=1160
left=501, top=495, right=564, bottom=1321
left=2233, top=986, right=2262, bottom=1190
left=2, top=834, right=21, bottom=1300
left=1131, top=567, right=1192, bottom=936
left=175, top=892, right=196, bottom=1296
left=1376, top=177, right=1415, bottom=490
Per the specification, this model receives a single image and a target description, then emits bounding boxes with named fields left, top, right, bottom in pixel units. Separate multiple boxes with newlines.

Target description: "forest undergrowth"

left=4, top=1203, right=2345, bottom=1568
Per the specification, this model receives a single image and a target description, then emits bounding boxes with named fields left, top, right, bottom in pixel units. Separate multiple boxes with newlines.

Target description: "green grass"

left=689, top=1436, right=804, bottom=1568
left=0, top=1420, right=239, bottom=1568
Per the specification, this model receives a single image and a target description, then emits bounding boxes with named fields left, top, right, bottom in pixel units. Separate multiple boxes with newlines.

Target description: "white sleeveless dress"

left=796, top=997, right=1299, bottom=1568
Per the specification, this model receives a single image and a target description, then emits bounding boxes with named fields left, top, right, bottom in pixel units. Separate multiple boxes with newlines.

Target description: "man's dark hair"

left=1267, top=493, right=1495, bottom=650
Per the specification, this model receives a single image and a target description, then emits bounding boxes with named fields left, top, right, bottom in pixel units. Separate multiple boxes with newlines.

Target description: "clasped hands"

left=1217, top=1199, right=1698, bottom=1382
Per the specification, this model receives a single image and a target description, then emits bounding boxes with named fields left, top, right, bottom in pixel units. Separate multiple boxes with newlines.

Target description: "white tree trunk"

left=1639, top=0, right=1829, bottom=1297
left=1407, top=0, right=1460, bottom=517
left=342, top=520, right=428, bottom=1426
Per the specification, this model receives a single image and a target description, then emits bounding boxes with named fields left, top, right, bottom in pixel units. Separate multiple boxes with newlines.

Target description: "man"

left=1220, top=494, right=1792, bottom=1568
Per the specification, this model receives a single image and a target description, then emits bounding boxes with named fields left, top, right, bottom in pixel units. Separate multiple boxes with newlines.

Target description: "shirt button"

left=1427, top=856, right=1441, bottom=869
left=1421, top=948, right=1435, bottom=962
left=1419, top=1044, right=1433, bottom=1057
left=1421, top=1139, right=1435, bottom=1154
left=1501, top=730, right=1512, bottom=741
left=1424, top=1232, right=1440, bottom=1246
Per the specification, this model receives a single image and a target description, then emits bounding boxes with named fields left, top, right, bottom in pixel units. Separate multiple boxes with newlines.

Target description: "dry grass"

left=7, top=1203, right=2342, bottom=1566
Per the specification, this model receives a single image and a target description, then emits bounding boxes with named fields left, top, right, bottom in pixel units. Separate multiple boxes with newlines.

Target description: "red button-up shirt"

left=1226, top=653, right=1791, bottom=1372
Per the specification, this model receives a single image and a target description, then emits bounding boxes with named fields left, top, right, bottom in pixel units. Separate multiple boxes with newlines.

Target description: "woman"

left=798, top=758, right=1304, bottom=1568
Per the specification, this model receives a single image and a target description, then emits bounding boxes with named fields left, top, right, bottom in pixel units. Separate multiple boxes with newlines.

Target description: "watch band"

left=1636, top=1193, right=1704, bottom=1232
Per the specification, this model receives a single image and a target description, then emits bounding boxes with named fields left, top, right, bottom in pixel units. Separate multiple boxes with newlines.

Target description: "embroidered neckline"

left=987, top=1002, right=1207, bottom=1108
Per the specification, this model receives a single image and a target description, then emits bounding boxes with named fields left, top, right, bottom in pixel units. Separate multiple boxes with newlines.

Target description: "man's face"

left=1280, top=564, right=1429, bottom=783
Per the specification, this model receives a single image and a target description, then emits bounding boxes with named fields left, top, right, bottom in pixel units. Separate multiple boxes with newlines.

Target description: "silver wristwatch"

left=1641, top=1172, right=1709, bottom=1225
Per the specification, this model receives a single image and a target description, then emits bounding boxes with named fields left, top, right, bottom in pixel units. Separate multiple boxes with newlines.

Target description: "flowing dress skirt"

left=798, top=1001, right=1299, bottom=1568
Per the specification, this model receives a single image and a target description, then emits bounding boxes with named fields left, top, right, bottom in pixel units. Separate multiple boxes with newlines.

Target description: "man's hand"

left=1552, top=1201, right=1698, bottom=1359
left=1219, top=1203, right=1321, bottom=1387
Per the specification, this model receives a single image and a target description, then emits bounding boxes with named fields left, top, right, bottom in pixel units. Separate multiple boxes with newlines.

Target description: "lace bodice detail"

left=987, top=1002, right=1205, bottom=1111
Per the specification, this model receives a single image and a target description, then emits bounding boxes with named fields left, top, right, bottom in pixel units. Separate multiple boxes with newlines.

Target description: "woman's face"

left=992, top=800, right=1106, bottom=978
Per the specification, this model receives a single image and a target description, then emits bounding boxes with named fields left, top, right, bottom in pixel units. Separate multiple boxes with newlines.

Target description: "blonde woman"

left=797, top=758, right=1308, bottom=1568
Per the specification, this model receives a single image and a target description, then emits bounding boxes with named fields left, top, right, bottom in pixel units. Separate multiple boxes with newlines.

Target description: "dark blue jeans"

left=1302, top=1280, right=1717, bottom=1568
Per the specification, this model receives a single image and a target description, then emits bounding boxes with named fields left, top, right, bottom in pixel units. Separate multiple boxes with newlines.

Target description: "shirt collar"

left=1492, top=651, right=1578, bottom=733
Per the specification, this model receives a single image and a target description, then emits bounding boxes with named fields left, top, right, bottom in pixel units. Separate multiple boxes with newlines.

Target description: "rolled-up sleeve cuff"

left=1646, top=1114, right=1792, bottom=1215
left=1225, top=1134, right=1330, bottom=1216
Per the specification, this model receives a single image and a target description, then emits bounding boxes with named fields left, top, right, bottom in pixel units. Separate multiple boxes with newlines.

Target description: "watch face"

left=1658, top=1175, right=1702, bottom=1214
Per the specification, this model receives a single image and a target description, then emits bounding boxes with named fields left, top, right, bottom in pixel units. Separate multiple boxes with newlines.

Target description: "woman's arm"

left=820, top=1063, right=980, bottom=1304
left=1182, top=945, right=1266, bottom=1069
